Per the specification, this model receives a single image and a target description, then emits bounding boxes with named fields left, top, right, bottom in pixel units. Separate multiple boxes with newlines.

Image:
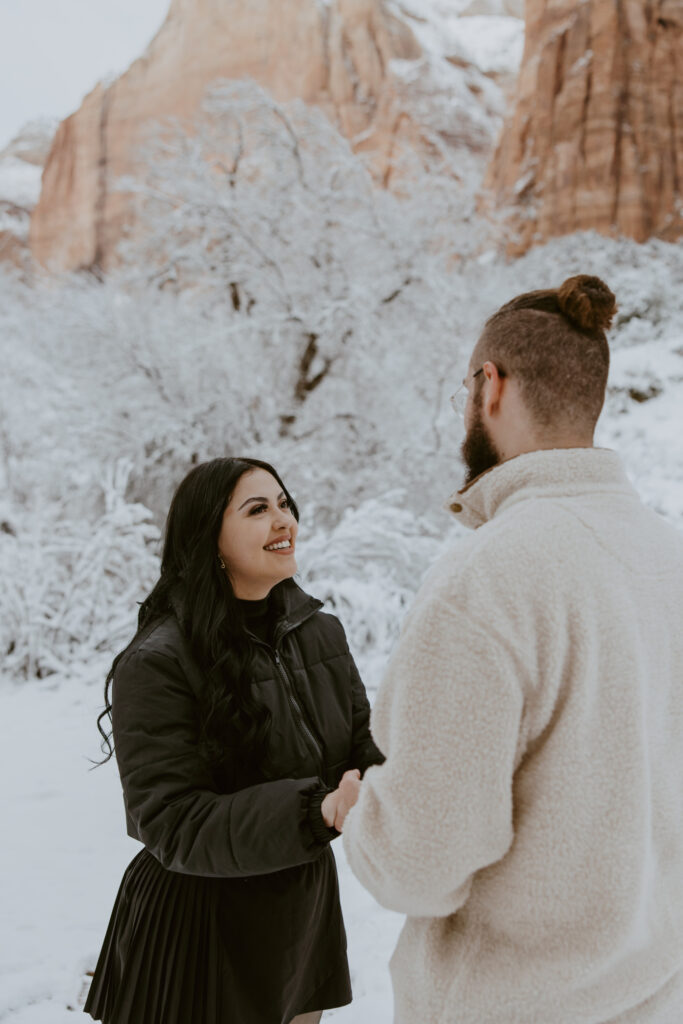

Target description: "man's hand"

left=321, top=769, right=362, bottom=831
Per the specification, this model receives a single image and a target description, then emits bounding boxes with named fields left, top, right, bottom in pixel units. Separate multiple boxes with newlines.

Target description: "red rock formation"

left=30, top=0, right=424, bottom=271
left=485, top=0, right=683, bottom=252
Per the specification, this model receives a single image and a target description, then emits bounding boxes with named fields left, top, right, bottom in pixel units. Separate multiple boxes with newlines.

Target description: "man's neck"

left=500, top=431, right=595, bottom=463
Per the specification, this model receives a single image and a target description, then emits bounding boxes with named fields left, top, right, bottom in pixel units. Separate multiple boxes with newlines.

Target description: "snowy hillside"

left=392, top=0, right=524, bottom=76
left=0, top=119, right=56, bottom=244
left=0, top=158, right=43, bottom=212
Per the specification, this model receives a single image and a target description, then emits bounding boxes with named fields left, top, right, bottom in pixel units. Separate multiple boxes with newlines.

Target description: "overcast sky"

left=0, top=0, right=170, bottom=150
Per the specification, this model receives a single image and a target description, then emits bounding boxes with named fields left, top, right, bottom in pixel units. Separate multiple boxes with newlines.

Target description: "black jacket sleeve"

left=112, top=644, right=332, bottom=877
left=346, top=647, right=385, bottom=776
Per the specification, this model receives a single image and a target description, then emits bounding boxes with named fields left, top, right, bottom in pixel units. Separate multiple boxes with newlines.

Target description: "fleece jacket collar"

left=446, top=446, right=635, bottom=530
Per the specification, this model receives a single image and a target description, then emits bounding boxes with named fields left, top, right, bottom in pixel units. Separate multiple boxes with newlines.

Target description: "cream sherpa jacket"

left=343, top=448, right=683, bottom=1023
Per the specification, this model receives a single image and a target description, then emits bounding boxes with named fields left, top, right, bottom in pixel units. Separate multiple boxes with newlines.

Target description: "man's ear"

left=482, top=361, right=504, bottom=417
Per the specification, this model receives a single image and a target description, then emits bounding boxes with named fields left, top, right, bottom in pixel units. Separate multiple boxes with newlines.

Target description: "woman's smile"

left=264, top=537, right=294, bottom=553
left=218, top=468, right=299, bottom=598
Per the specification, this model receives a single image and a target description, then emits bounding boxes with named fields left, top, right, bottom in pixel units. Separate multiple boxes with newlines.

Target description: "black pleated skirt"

left=83, top=846, right=352, bottom=1024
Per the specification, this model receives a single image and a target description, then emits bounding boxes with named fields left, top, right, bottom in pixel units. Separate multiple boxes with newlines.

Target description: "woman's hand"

left=321, top=769, right=362, bottom=831
left=336, top=769, right=361, bottom=830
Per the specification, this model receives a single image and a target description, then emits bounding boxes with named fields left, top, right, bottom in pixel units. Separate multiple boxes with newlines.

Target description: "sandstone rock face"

left=30, top=0, right=426, bottom=271
left=485, top=0, right=683, bottom=252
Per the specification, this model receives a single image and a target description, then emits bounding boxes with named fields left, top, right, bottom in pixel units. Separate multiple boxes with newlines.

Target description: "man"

left=338, top=275, right=683, bottom=1022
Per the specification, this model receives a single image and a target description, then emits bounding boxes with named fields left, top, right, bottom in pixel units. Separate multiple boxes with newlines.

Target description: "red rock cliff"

left=30, top=0, right=422, bottom=271
left=485, top=0, right=683, bottom=252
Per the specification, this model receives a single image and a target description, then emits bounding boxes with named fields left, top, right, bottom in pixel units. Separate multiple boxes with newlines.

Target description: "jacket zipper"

left=246, top=606, right=326, bottom=775
left=272, top=648, right=325, bottom=774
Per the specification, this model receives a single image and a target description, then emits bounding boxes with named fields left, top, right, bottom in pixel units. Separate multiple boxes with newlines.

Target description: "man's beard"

left=461, top=398, right=501, bottom=486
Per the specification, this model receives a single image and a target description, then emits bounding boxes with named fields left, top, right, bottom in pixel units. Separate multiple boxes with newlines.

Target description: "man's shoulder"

left=442, top=498, right=569, bottom=568
left=423, top=500, right=578, bottom=614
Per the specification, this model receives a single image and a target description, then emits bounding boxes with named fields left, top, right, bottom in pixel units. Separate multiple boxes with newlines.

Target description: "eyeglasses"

left=450, top=367, right=484, bottom=417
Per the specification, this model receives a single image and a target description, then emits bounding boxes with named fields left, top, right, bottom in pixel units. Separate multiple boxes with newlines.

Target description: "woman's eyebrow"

left=238, top=491, right=285, bottom=510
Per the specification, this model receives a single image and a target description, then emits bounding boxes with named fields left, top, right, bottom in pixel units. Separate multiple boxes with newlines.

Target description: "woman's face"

left=217, top=468, right=298, bottom=600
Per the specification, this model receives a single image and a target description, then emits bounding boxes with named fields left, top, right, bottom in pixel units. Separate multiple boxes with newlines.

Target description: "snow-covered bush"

left=1, top=76, right=682, bottom=686
left=0, top=462, right=160, bottom=680
left=297, top=492, right=459, bottom=687
left=114, top=80, right=485, bottom=490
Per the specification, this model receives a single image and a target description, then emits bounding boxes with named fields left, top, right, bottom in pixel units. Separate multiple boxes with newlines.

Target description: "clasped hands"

left=320, top=768, right=362, bottom=832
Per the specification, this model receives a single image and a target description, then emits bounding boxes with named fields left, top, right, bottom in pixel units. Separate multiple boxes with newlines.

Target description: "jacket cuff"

left=307, top=786, right=341, bottom=845
left=359, top=748, right=385, bottom=776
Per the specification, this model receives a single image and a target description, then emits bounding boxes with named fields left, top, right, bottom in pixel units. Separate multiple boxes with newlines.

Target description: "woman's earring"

left=217, top=554, right=226, bottom=570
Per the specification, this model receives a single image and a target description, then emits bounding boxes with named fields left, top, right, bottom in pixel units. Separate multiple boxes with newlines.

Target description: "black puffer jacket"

left=112, top=578, right=384, bottom=877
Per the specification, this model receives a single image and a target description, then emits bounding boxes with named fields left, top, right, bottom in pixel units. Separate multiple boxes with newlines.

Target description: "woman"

left=84, top=456, right=384, bottom=1024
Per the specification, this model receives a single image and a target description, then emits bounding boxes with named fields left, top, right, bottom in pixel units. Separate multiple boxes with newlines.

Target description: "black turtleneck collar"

left=169, top=577, right=322, bottom=642
left=237, top=595, right=270, bottom=619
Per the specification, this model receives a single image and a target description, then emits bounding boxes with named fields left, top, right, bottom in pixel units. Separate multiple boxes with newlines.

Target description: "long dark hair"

left=95, top=457, right=299, bottom=772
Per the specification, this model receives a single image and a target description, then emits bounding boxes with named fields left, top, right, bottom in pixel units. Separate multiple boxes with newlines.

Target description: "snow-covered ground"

left=0, top=669, right=402, bottom=1022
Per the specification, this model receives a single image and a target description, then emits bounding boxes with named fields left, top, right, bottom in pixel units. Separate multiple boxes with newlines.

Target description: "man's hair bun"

left=557, top=275, right=616, bottom=333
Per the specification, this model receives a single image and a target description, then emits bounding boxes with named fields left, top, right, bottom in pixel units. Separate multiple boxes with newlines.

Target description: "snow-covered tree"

left=1, top=75, right=682, bottom=684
